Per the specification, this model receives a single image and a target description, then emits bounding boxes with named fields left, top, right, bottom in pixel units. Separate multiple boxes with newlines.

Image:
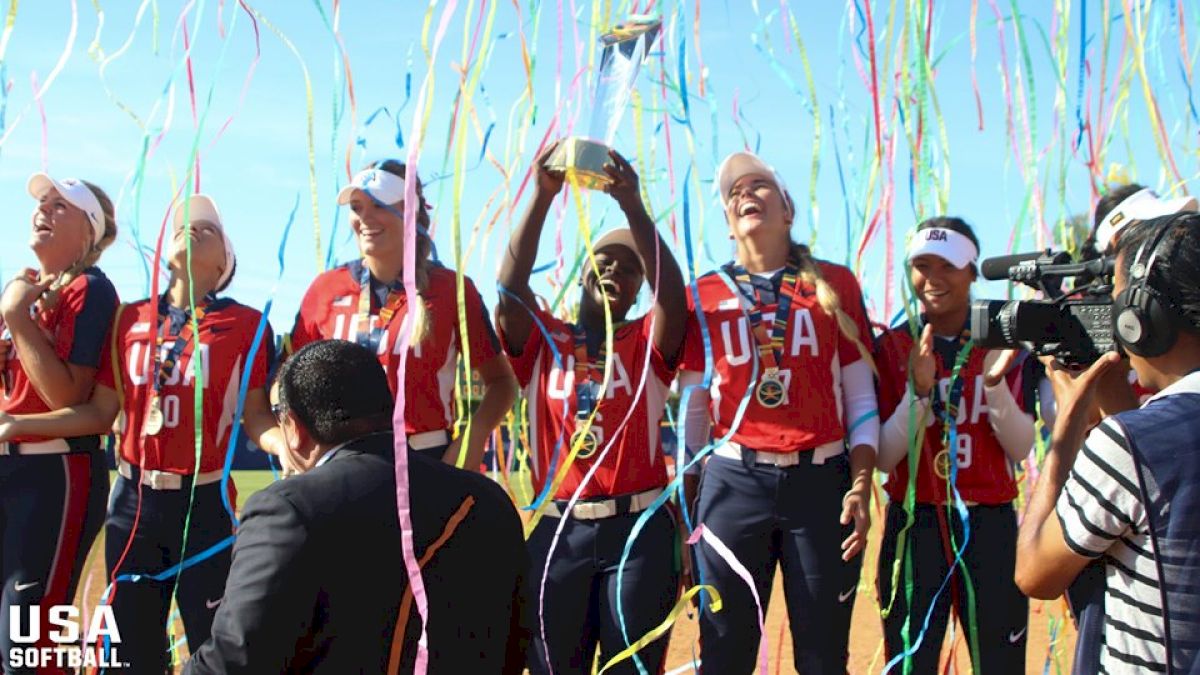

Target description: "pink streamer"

left=688, top=525, right=769, bottom=674
left=394, top=3, right=458, bottom=673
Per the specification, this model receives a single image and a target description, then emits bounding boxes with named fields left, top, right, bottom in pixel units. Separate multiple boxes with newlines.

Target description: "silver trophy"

left=545, top=16, right=663, bottom=190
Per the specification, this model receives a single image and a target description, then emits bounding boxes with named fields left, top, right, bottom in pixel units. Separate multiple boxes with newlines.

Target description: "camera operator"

left=1016, top=212, right=1200, bottom=674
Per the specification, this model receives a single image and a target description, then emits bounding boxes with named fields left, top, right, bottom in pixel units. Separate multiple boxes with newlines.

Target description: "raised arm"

left=496, top=142, right=564, bottom=355
left=602, top=150, right=687, bottom=365
left=1, top=270, right=112, bottom=408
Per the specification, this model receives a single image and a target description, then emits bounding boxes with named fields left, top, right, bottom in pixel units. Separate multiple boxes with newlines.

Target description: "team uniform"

left=290, top=260, right=502, bottom=462
left=503, top=308, right=679, bottom=675
left=874, top=323, right=1038, bottom=673
left=683, top=260, right=873, bottom=674
left=0, top=269, right=116, bottom=673
left=98, top=296, right=272, bottom=674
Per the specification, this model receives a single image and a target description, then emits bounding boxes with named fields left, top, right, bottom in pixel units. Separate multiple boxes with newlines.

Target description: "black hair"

left=1113, top=212, right=1200, bottom=333
left=276, top=340, right=394, bottom=445
left=1080, top=183, right=1147, bottom=260
left=915, top=216, right=980, bottom=274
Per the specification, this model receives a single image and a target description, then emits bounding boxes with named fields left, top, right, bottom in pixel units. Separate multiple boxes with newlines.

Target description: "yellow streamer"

left=597, top=584, right=722, bottom=675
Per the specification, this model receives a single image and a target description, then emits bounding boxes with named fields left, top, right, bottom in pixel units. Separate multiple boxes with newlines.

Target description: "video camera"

left=969, top=250, right=1116, bottom=366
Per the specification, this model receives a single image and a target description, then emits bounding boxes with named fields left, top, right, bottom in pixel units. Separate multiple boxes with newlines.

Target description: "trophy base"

left=544, top=137, right=613, bottom=191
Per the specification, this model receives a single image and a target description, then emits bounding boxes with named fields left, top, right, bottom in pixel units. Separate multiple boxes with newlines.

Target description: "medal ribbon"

left=356, top=260, right=407, bottom=351
left=929, top=327, right=972, bottom=440
left=570, top=322, right=609, bottom=421
left=151, top=293, right=214, bottom=398
left=721, top=263, right=801, bottom=376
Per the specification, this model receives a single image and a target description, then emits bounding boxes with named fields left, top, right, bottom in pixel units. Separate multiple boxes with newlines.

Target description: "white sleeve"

left=877, top=385, right=932, bottom=472
left=985, top=379, right=1036, bottom=462
left=841, top=359, right=879, bottom=453
left=678, top=369, right=710, bottom=475
left=1056, top=418, right=1143, bottom=557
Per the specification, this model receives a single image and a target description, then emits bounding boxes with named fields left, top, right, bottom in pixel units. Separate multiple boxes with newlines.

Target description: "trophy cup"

left=544, top=16, right=663, bottom=190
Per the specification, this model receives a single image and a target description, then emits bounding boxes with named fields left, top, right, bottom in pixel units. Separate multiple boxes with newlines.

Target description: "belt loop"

left=740, top=445, right=754, bottom=469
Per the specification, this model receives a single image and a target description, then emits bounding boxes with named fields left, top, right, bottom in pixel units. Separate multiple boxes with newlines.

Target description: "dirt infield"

left=660, top=532, right=1079, bottom=674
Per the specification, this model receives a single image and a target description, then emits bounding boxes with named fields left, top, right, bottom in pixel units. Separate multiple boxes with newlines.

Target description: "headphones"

left=1113, top=216, right=1184, bottom=357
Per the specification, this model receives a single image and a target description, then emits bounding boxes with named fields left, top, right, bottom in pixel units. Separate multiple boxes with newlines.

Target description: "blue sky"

left=1, top=0, right=1196, bottom=330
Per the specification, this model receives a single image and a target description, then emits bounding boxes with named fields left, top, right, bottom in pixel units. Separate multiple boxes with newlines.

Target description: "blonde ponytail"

left=407, top=239, right=432, bottom=346
left=790, top=242, right=876, bottom=375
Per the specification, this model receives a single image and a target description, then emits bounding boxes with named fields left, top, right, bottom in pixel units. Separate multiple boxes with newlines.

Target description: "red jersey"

left=1, top=268, right=119, bottom=443
left=681, top=260, right=873, bottom=452
left=875, top=326, right=1035, bottom=505
left=503, top=309, right=674, bottom=500
left=290, top=261, right=502, bottom=436
left=98, top=297, right=273, bottom=474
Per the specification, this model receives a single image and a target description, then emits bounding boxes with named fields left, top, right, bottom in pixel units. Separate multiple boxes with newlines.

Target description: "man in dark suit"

left=185, top=339, right=528, bottom=674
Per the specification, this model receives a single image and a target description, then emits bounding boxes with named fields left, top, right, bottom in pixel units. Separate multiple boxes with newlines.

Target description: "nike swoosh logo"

left=1008, top=627, right=1027, bottom=643
left=14, top=581, right=39, bottom=592
left=837, top=587, right=856, bottom=603
left=205, top=598, right=223, bottom=610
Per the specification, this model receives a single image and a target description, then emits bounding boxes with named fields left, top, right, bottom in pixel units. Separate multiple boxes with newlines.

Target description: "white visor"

left=27, top=173, right=106, bottom=246
left=591, top=227, right=644, bottom=273
left=715, top=151, right=790, bottom=212
left=173, top=194, right=236, bottom=290
left=337, top=168, right=407, bottom=206
left=1094, top=188, right=1200, bottom=253
left=906, top=227, right=979, bottom=269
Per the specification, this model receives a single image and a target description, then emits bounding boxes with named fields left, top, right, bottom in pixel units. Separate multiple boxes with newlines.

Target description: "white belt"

left=713, top=440, right=844, bottom=467
left=0, top=439, right=72, bottom=456
left=544, top=487, right=664, bottom=521
left=118, top=459, right=224, bottom=491
left=408, top=429, right=449, bottom=450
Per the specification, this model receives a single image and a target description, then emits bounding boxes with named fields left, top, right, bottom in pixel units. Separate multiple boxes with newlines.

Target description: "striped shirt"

left=1057, top=371, right=1200, bottom=673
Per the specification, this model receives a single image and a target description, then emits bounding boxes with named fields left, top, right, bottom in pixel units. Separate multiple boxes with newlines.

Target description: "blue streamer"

left=1073, top=0, right=1088, bottom=148
left=219, top=194, right=300, bottom=521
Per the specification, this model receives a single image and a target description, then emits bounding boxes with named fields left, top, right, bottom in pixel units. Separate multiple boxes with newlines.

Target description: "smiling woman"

left=496, top=141, right=688, bottom=674
left=288, top=159, right=518, bottom=471
left=0, top=173, right=118, bottom=669
left=873, top=215, right=1040, bottom=672
left=679, top=149, right=879, bottom=674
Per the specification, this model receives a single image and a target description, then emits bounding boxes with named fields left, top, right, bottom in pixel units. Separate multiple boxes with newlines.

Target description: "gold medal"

left=933, top=449, right=952, bottom=480
left=755, top=373, right=786, bottom=409
left=571, top=428, right=600, bottom=459
left=144, top=398, right=165, bottom=436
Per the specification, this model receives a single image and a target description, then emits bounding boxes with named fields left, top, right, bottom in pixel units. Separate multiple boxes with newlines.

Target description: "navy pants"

left=694, top=452, right=860, bottom=675
left=414, top=442, right=448, bottom=464
left=876, top=501, right=1027, bottom=674
left=105, top=473, right=233, bottom=675
left=0, top=447, right=108, bottom=675
left=526, top=505, right=679, bottom=675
